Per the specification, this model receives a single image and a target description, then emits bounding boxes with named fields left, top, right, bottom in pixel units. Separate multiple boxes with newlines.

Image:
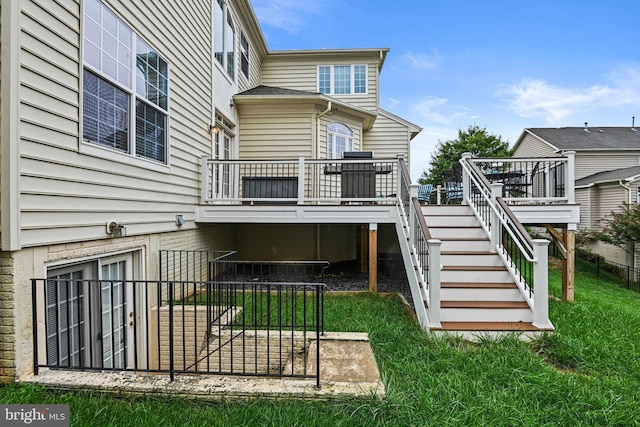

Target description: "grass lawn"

left=2, top=266, right=640, bottom=426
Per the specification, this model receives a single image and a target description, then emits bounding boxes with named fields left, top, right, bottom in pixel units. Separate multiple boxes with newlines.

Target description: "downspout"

left=619, top=180, right=632, bottom=205
left=619, top=179, right=635, bottom=268
left=314, top=101, right=332, bottom=259
left=315, top=101, right=332, bottom=158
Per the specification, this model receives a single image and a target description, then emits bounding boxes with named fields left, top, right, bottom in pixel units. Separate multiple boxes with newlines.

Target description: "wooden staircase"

left=420, top=204, right=548, bottom=337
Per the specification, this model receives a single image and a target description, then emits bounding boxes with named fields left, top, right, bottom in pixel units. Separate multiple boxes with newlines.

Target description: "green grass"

left=3, top=267, right=640, bottom=426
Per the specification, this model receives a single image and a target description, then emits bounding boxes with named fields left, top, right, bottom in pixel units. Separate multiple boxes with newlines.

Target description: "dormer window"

left=318, top=65, right=367, bottom=95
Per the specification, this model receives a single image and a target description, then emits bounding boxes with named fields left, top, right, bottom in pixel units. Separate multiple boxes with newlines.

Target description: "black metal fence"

left=32, top=273, right=325, bottom=386
left=548, top=245, right=640, bottom=293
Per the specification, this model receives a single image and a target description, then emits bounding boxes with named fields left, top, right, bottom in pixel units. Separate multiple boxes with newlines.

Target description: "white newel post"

left=565, top=151, right=575, bottom=204
left=427, top=239, right=442, bottom=328
left=436, top=185, right=442, bottom=205
left=297, top=154, right=305, bottom=205
left=409, top=184, right=419, bottom=248
left=461, top=152, right=472, bottom=203
left=200, top=155, right=209, bottom=204
left=490, top=182, right=503, bottom=252
left=532, top=239, right=552, bottom=329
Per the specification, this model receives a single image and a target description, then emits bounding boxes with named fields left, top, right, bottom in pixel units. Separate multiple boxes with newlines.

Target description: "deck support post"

left=532, top=239, right=552, bottom=329
left=369, top=223, right=378, bottom=293
left=562, top=228, right=575, bottom=302
left=544, top=224, right=575, bottom=302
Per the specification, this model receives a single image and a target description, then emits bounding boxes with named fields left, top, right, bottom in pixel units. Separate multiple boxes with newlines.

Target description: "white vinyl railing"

left=200, top=155, right=402, bottom=205
left=460, top=153, right=552, bottom=329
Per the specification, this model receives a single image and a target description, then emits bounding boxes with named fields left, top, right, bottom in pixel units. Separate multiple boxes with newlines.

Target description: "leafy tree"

left=419, top=125, right=511, bottom=185
left=597, top=203, right=640, bottom=254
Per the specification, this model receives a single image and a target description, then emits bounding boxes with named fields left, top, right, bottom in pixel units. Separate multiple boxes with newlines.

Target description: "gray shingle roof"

left=235, top=85, right=320, bottom=97
left=528, top=127, right=640, bottom=150
left=575, top=165, right=640, bottom=186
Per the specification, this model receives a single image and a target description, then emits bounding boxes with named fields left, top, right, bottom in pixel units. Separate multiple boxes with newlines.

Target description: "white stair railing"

left=460, top=153, right=552, bottom=328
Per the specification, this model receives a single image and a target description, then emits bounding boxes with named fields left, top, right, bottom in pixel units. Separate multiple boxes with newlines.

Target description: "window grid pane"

left=240, top=33, right=249, bottom=78
left=319, top=66, right=331, bottom=94
left=225, top=13, right=235, bottom=78
left=83, top=70, right=129, bottom=153
left=334, top=66, right=350, bottom=94
left=136, top=38, right=169, bottom=110
left=136, top=100, right=166, bottom=162
left=214, top=0, right=224, bottom=65
left=83, top=0, right=132, bottom=88
left=354, top=65, right=366, bottom=94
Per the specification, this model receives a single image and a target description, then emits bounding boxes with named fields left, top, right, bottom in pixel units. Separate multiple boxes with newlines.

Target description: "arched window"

left=327, top=123, right=353, bottom=159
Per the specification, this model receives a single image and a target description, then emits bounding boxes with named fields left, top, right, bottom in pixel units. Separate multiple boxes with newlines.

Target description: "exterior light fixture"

left=176, top=214, right=185, bottom=226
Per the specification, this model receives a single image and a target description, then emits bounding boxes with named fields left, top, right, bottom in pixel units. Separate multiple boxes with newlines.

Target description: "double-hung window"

left=82, top=0, right=169, bottom=164
left=240, top=32, right=250, bottom=79
left=215, top=0, right=236, bottom=79
left=318, top=65, right=367, bottom=95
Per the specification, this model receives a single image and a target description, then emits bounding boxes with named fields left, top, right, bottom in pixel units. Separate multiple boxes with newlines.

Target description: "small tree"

left=598, top=203, right=640, bottom=255
left=419, top=125, right=511, bottom=185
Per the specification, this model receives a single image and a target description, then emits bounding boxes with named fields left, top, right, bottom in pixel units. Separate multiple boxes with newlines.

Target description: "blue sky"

left=251, top=0, right=640, bottom=180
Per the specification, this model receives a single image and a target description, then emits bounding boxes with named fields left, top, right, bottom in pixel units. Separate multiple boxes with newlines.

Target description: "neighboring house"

left=513, top=125, right=640, bottom=266
left=0, top=0, right=420, bottom=382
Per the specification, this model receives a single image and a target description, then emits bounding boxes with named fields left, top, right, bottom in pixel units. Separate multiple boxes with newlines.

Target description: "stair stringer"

left=392, top=205, right=431, bottom=329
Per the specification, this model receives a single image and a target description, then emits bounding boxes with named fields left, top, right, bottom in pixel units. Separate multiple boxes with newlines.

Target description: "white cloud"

left=402, top=51, right=440, bottom=71
left=251, top=0, right=324, bottom=33
left=415, top=97, right=466, bottom=125
left=497, top=67, right=640, bottom=124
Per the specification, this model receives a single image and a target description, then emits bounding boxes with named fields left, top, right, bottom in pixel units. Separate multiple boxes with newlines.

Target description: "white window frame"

left=317, top=65, right=367, bottom=95
left=240, top=32, right=250, bottom=79
left=327, top=123, right=354, bottom=159
left=81, top=0, right=170, bottom=168
left=214, top=0, right=236, bottom=80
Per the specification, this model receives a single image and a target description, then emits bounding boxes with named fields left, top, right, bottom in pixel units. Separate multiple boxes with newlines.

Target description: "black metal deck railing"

left=31, top=275, right=325, bottom=386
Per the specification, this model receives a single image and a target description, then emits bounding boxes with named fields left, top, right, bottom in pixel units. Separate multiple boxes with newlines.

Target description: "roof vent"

left=632, top=116, right=637, bottom=132
left=583, top=122, right=589, bottom=132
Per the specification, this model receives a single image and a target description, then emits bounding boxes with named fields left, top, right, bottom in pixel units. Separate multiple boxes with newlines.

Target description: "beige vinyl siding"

left=238, top=103, right=315, bottom=158
left=595, top=184, right=627, bottom=229
left=18, top=0, right=213, bottom=247
left=262, top=54, right=379, bottom=112
left=364, top=113, right=410, bottom=161
left=237, top=32, right=263, bottom=92
left=512, top=133, right=557, bottom=157
left=574, top=152, right=640, bottom=180
left=575, top=188, right=590, bottom=229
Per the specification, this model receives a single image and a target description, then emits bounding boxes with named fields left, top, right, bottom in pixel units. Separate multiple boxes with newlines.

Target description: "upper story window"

left=318, top=65, right=367, bottom=95
left=215, top=0, right=235, bottom=80
left=328, top=123, right=353, bottom=159
left=82, top=0, right=169, bottom=164
left=240, top=32, right=250, bottom=79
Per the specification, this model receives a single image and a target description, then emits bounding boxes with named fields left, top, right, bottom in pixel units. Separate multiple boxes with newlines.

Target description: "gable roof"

left=378, top=109, right=422, bottom=140
left=575, top=165, right=640, bottom=187
left=233, top=85, right=378, bottom=129
left=515, top=127, right=640, bottom=152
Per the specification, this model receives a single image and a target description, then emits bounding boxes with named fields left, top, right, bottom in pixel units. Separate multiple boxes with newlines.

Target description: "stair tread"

left=442, top=265, right=506, bottom=271
left=441, top=251, right=495, bottom=255
left=441, top=301, right=529, bottom=309
left=441, top=282, right=516, bottom=289
left=433, top=321, right=543, bottom=331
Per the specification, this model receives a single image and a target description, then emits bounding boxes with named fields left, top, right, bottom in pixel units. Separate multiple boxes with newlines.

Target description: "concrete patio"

left=21, top=332, right=385, bottom=400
